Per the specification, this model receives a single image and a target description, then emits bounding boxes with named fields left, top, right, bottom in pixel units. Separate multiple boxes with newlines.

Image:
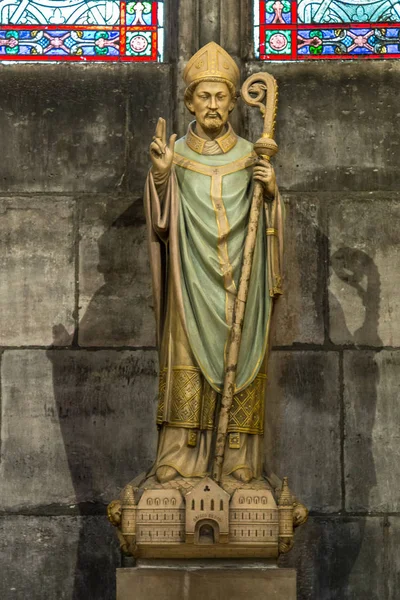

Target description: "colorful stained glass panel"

left=0, top=1, right=164, bottom=61
left=255, top=0, right=400, bottom=58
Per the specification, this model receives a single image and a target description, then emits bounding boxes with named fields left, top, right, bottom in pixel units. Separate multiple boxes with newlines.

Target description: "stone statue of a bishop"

left=144, top=42, right=284, bottom=486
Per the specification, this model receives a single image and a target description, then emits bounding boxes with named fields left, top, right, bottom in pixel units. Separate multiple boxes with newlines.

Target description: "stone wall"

left=0, top=1, right=399, bottom=598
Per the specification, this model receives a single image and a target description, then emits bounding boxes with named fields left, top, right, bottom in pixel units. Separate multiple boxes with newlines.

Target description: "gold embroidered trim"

left=186, top=131, right=205, bottom=154
left=173, top=152, right=257, bottom=177
left=186, top=121, right=238, bottom=155
left=169, top=367, right=202, bottom=428
left=200, top=380, right=218, bottom=430
left=228, top=374, right=267, bottom=435
left=156, top=367, right=216, bottom=430
left=157, top=369, right=266, bottom=435
left=157, top=367, right=168, bottom=424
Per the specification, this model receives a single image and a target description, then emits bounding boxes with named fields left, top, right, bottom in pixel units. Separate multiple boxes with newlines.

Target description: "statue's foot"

left=156, top=466, right=178, bottom=483
left=232, top=467, right=253, bottom=484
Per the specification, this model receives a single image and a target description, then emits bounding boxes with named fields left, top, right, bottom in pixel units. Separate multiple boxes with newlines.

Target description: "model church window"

left=0, top=1, right=164, bottom=61
left=254, top=0, right=400, bottom=59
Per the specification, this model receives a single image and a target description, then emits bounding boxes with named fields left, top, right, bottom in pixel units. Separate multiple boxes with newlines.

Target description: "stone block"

left=0, top=64, right=128, bottom=193
left=78, top=195, right=155, bottom=347
left=280, top=516, right=386, bottom=600
left=0, top=516, right=119, bottom=600
left=328, top=194, right=400, bottom=347
left=344, top=350, right=400, bottom=512
left=245, top=62, right=400, bottom=192
left=388, top=517, right=400, bottom=600
left=0, top=349, right=158, bottom=510
left=125, top=65, right=173, bottom=193
left=272, top=193, right=325, bottom=346
left=0, top=197, right=75, bottom=346
left=265, top=351, right=341, bottom=512
left=0, top=64, right=171, bottom=194
left=117, top=567, right=296, bottom=600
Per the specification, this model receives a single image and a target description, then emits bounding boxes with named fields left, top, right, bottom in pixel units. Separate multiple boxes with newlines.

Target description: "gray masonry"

left=0, top=1, right=399, bottom=598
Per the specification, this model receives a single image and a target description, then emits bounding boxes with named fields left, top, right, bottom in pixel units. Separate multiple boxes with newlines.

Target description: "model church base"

left=108, top=475, right=296, bottom=560
left=116, top=565, right=297, bottom=600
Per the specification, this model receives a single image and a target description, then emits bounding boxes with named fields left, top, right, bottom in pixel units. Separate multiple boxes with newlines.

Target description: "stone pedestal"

left=117, top=561, right=296, bottom=599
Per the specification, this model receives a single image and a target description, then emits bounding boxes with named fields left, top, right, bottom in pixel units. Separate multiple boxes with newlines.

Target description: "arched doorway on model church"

left=195, top=519, right=220, bottom=544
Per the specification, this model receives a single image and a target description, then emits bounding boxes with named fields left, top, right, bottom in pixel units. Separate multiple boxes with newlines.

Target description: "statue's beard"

left=201, top=113, right=225, bottom=133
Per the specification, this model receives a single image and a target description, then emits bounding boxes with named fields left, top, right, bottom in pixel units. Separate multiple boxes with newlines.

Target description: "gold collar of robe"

left=186, top=121, right=238, bottom=155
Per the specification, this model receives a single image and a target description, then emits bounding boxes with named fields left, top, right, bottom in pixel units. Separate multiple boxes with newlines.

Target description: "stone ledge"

left=117, top=566, right=296, bottom=600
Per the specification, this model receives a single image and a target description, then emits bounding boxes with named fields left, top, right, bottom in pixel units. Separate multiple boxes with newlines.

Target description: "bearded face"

left=187, top=81, right=235, bottom=136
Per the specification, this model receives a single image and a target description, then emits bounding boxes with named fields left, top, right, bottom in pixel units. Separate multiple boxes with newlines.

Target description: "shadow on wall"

left=330, top=246, right=382, bottom=346
left=46, top=199, right=158, bottom=600
left=281, top=246, right=381, bottom=600
left=79, top=201, right=153, bottom=347
left=53, top=199, right=153, bottom=348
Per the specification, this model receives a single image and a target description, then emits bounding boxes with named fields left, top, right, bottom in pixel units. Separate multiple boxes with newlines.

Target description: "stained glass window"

left=0, top=1, right=164, bottom=61
left=255, top=0, right=400, bottom=59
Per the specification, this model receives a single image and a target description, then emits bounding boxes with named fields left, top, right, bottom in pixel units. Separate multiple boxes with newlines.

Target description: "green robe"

left=174, top=136, right=271, bottom=392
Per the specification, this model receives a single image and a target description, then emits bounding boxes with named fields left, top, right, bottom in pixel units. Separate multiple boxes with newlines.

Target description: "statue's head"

left=183, top=42, right=239, bottom=133
left=185, top=80, right=236, bottom=133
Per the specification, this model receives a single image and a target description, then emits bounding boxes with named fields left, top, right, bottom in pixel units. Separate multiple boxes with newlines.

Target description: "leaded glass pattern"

left=0, top=1, right=164, bottom=61
left=255, top=0, right=400, bottom=58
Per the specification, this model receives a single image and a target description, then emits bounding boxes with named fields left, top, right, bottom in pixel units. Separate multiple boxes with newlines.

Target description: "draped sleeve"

left=144, top=169, right=179, bottom=349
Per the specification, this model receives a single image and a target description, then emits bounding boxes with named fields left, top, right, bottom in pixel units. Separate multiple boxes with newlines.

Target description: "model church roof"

left=184, top=477, right=230, bottom=502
